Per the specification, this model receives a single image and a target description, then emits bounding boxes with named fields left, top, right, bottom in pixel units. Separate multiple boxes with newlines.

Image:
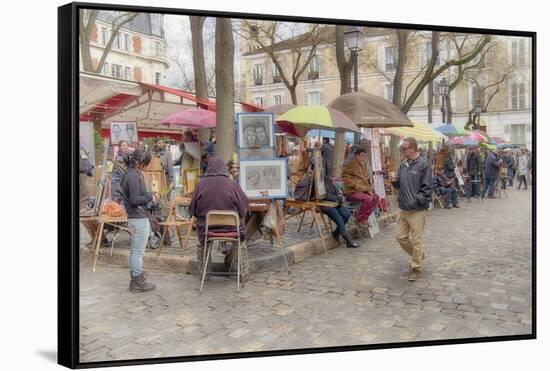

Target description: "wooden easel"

left=156, top=196, right=195, bottom=257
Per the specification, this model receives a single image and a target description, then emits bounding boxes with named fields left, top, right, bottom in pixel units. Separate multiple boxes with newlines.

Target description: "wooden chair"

left=200, top=210, right=244, bottom=293
left=156, top=196, right=194, bottom=257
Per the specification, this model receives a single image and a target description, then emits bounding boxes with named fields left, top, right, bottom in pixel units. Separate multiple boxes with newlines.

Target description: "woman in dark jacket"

left=120, top=149, right=156, bottom=293
left=320, top=177, right=360, bottom=248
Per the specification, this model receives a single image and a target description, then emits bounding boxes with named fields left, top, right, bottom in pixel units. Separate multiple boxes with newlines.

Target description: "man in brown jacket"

left=342, top=148, right=379, bottom=224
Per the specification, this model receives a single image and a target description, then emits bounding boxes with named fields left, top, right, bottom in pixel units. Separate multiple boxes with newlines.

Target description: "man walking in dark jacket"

left=391, top=137, right=432, bottom=282
left=466, top=146, right=483, bottom=198
left=482, top=149, right=502, bottom=198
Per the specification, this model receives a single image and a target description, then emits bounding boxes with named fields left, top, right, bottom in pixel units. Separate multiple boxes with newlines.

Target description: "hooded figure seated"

left=188, top=157, right=250, bottom=274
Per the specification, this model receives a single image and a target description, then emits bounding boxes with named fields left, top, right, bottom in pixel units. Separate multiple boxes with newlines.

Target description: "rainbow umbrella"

left=435, top=124, right=470, bottom=136
left=490, top=136, right=506, bottom=144
left=450, top=136, right=478, bottom=146
left=276, top=105, right=360, bottom=137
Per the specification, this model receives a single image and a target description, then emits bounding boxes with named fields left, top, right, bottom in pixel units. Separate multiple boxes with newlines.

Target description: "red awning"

left=239, top=102, right=264, bottom=112
left=140, top=82, right=216, bottom=111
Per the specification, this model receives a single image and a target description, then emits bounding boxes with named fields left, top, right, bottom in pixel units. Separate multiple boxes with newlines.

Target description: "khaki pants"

left=396, top=209, right=426, bottom=272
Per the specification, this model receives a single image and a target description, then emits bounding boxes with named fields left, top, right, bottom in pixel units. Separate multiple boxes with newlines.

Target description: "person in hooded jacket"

left=188, top=157, right=250, bottom=275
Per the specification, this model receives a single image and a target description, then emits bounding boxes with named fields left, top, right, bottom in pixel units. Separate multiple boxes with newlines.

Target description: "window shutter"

left=378, top=47, right=385, bottom=71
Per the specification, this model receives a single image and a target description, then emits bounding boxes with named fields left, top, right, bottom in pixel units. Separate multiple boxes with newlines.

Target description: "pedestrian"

left=321, top=137, right=334, bottom=178
left=120, top=149, right=156, bottom=293
left=111, top=140, right=130, bottom=205
left=342, top=148, right=379, bottom=225
left=466, top=146, right=483, bottom=198
left=517, top=148, right=529, bottom=190
left=482, top=148, right=502, bottom=198
left=152, top=137, right=174, bottom=189
left=502, top=149, right=515, bottom=187
left=79, top=136, right=94, bottom=205
left=390, top=137, right=432, bottom=282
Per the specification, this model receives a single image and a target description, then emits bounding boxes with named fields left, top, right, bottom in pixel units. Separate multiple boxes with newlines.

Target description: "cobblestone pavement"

left=80, top=188, right=532, bottom=363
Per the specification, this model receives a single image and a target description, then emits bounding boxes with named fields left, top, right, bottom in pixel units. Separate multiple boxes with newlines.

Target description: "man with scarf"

left=189, top=157, right=250, bottom=277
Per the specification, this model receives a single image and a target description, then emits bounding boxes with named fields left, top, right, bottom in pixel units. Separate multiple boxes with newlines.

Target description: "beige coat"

left=342, top=158, right=373, bottom=195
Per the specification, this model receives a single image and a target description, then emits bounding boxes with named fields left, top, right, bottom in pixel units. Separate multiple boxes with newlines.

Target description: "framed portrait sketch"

left=239, top=159, right=288, bottom=199
left=59, top=1, right=535, bottom=369
left=236, top=112, right=275, bottom=148
left=238, top=147, right=276, bottom=160
left=110, top=121, right=137, bottom=144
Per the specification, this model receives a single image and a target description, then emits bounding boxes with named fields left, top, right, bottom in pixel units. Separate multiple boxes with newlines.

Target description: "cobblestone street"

left=79, top=188, right=532, bottom=363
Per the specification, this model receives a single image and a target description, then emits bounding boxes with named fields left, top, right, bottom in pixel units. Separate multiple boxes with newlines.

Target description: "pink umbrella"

left=160, top=108, right=216, bottom=128
left=469, top=129, right=490, bottom=143
left=450, top=136, right=478, bottom=146
left=490, top=136, right=506, bottom=144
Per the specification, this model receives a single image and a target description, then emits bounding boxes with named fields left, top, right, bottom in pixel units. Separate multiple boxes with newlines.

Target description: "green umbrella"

left=276, top=105, right=360, bottom=137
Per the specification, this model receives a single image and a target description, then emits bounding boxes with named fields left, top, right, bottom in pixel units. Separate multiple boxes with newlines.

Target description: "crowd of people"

left=80, top=128, right=532, bottom=291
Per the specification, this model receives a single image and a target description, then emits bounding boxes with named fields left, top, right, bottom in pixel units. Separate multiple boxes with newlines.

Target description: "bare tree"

left=235, top=21, right=328, bottom=104
left=190, top=16, right=208, bottom=101
left=332, top=25, right=355, bottom=177
left=79, top=9, right=138, bottom=73
left=215, top=18, right=235, bottom=162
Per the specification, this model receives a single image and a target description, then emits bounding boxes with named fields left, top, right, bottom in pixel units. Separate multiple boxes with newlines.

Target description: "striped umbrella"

left=469, top=129, right=491, bottom=143
left=276, top=105, right=360, bottom=137
left=435, top=124, right=470, bottom=136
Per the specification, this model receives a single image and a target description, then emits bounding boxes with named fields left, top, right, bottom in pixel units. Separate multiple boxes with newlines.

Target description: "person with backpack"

left=120, top=149, right=157, bottom=293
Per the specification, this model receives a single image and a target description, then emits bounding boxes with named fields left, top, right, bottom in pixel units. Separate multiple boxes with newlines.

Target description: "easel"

left=156, top=196, right=195, bottom=257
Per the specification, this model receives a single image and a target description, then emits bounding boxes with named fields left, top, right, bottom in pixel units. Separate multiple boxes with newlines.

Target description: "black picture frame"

left=59, top=2, right=536, bottom=369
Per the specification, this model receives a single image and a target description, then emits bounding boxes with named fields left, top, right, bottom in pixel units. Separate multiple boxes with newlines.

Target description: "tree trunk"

left=428, top=80, right=434, bottom=124
left=446, top=94, right=453, bottom=124
left=214, top=18, right=235, bottom=163
left=392, top=30, right=408, bottom=107
left=290, top=88, right=298, bottom=105
left=190, top=16, right=210, bottom=143
left=333, top=25, right=354, bottom=177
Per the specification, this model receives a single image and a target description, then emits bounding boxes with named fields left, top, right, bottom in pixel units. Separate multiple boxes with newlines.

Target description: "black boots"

left=331, top=229, right=340, bottom=243
left=342, top=232, right=360, bottom=248
left=129, top=272, right=156, bottom=293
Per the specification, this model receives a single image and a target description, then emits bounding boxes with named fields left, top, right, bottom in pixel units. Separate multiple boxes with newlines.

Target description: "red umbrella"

left=160, top=108, right=216, bottom=128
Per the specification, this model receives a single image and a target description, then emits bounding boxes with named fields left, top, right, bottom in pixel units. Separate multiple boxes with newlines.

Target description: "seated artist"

left=188, top=157, right=250, bottom=275
left=433, top=166, right=459, bottom=209
left=341, top=148, right=379, bottom=224
left=320, top=177, right=360, bottom=248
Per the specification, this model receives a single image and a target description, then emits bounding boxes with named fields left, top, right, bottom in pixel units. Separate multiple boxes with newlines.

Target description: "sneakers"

left=453, top=204, right=460, bottom=208
left=408, top=270, right=421, bottom=282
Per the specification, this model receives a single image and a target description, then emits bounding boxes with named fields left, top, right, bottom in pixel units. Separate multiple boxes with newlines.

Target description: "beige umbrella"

left=328, top=91, right=413, bottom=128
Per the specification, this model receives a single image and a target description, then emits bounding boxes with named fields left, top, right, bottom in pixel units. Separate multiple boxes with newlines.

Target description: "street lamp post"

left=437, top=77, right=450, bottom=124
left=473, top=100, right=483, bottom=130
left=344, top=26, right=365, bottom=143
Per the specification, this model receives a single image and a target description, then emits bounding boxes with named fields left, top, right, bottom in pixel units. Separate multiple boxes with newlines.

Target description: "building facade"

left=240, top=26, right=532, bottom=149
left=79, top=11, right=169, bottom=85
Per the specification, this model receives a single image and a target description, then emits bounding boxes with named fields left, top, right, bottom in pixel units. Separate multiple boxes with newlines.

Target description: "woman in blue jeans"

left=320, top=178, right=360, bottom=248
left=120, top=149, right=156, bottom=293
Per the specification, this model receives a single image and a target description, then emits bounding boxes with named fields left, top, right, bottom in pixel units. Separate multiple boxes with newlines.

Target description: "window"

left=272, top=63, right=282, bottom=83
left=113, top=32, right=121, bottom=49
left=384, top=84, right=394, bottom=101
left=124, top=34, right=130, bottom=51
left=470, top=85, right=486, bottom=107
left=511, top=39, right=527, bottom=66
left=155, top=72, right=161, bottom=85
left=154, top=41, right=162, bottom=57
left=102, top=62, right=110, bottom=76
left=111, top=64, right=123, bottom=79
left=273, top=95, right=283, bottom=105
left=385, top=47, right=396, bottom=71
left=511, top=124, right=526, bottom=145
left=254, top=97, right=264, bottom=107
left=125, top=66, right=132, bottom=80
left=101, top=27, right=108, bottom=45
left=424, top=42, right=441, bottom=67
left=307, top=92, right=321, bottom=105
left=308, top=55, right=320, bottom=79
left=151, top=14, right=163, bottom=36
left=511, top=82, right=527, bottom=109
left=253, top=64, right=264, bottom=85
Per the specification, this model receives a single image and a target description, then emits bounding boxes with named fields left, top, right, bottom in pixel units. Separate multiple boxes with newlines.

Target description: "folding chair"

left=344, top=200, right=366, bottom=240
left=199, top=210, right=244, bottom=293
